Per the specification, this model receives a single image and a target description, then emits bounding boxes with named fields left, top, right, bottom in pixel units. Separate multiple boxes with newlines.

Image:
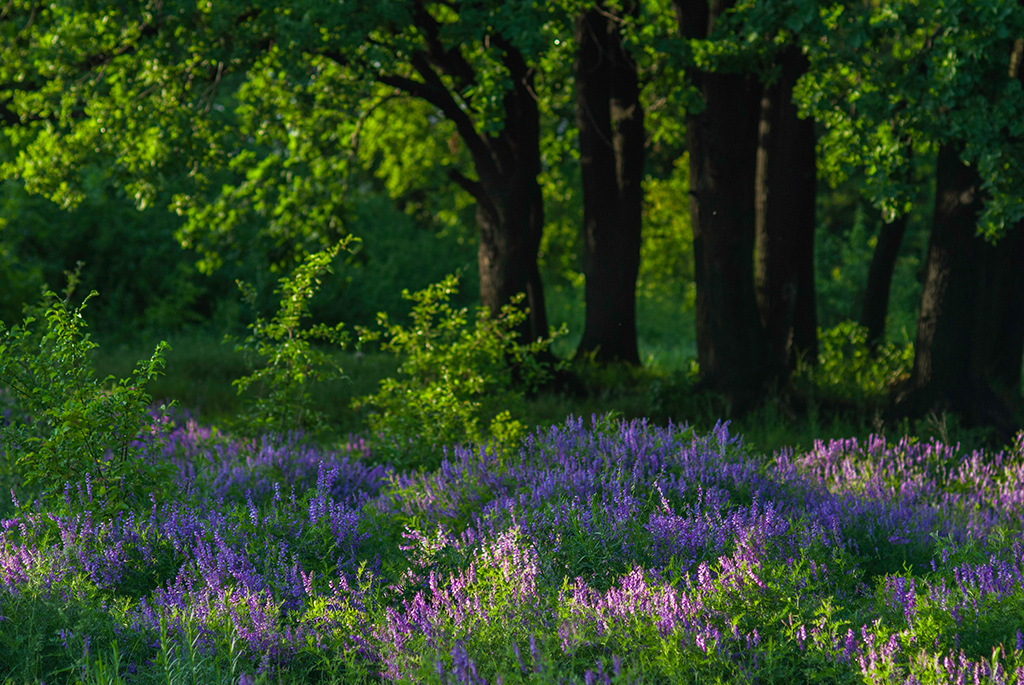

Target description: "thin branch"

left=1010, top=38, right=1024, bottom=81
left=404, top=51, right=493, bottom=168
left=201, top=60, right=225, bottom=113
left=448, top=167, right=483, bottom=200
left=411, top=0, right=475, bottom=91
left=16, top=2, right=36, bottom=37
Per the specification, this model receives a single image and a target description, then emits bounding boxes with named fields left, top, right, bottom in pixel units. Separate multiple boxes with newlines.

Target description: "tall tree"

left=896, top=145, right=1024, bottom=436
left=799, top=0, right=1024, bottom=432
left=671, top=0, right=825, bottom=406
left=754, top=44, right=818, bottom=378
left=374, top=13, right=550, bottom=342
left=574, top=1, right=644, bottom=365
left=859, top=213, right=909, bottom=350
left=673, top=0, right=766, bottom=408
left=2, top=1, right=561, bottom=342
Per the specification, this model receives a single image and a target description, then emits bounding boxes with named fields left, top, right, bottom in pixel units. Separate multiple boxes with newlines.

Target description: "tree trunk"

left=382, top=12, right=551, bottom=345
left=754, top=45, right=818, bottom=379
left=674, top=0, right=766, bottom=409
left=574, top=3, right=644, bottom=365
left=859, top=212, right=908, bottom=350
left=979, top=30, right=1024, bottom=416
left=895, top=144, right=1023, bottom=438
left=972, top=225, right=1024, bottom=412
left=435, top=41, right=549, bottom=344
left=474, top=62, right=548, bottom=344
left=473, top=175, right=548, bottom=343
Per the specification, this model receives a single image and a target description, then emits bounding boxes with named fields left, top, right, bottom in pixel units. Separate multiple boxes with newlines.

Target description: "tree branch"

left=405, top=51, right=494, bottom=170
left=411, top=0, right=475, bottom=92
left=482, top=34, right=536, bottom=170
left=322, top=43, right=492, bottom=172
left=447, top=167, right=483, bottom=200
left=671, top=0, right=709, bottom=41
left=1011, top=37, right=1024, bottom=81
left=490, top=33, right=530, bottom=88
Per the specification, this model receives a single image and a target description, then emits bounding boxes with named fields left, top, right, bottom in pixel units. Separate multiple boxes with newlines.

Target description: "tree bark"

left=458, top=44, right=549, bottom=344
left=754, top=45, right=818, bottom=379
left=389, top=27, right=550, bottom=344
left=859, top=212, right=908, bottom=350
left=574, top=3, right=644, bottom=365
left=471, top=168, right=548, bottom=344
left=972, top=224, right=1024, bottom=412
left=895, top=144, right=1023, bottom=437
left=674, top=0, right=766, bottom=409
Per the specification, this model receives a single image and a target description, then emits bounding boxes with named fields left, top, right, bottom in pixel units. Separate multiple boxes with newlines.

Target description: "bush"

left=0, top=278, right=173, bottom=512
left=231, top=238, right=352, bottom=438
left=795, top=320, right=914, bottom=406
left=354, top=274, right=563, bottom=470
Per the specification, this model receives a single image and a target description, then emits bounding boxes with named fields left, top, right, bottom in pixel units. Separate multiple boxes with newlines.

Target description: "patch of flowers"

left=2, top=415, right=1024, bottom=683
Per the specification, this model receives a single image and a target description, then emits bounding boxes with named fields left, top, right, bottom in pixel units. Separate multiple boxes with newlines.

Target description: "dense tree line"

left=2, top=0, right=1023, bottom=433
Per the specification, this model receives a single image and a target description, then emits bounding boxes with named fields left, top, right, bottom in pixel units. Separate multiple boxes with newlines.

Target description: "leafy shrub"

left=0, top=279, right=172, bottom=512
left=795, top=320, right=914, bottom=406
left=231, top=238, right=352, bottom=438
left=354, top=274, right=562, bottom=470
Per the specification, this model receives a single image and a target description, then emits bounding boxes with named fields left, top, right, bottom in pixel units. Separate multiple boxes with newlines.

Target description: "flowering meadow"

left=2, top=414, right=1024, bottom=684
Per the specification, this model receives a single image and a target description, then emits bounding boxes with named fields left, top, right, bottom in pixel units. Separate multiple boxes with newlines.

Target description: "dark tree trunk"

left=574, top=2, right=644, bottom=365
left=472, top=172, right=548, bottom=344
left=901, top=144, right=981, bottom=411
left=859, top=212, right=908, bottom=350
left=395, top=37, right=549, bottom=344
left=978, top=31, right=1024, bottom=414
left=973, top=225, right=1024, bottom=411
left=674, top=0, right=766, bottom=409
left=754, top=45, right=818, bottom=379
left=468, top=45, right=548, bottom=344
left=380, top=10, right=550, bottom=345
left=895, top=144, right=1023, bottom=437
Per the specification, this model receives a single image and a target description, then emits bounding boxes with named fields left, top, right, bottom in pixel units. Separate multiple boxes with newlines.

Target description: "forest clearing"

left=4, top=0, right=1024, bottom=681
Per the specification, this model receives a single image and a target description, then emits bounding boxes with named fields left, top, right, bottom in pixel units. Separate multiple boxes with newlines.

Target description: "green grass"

left=93, top=332, right=246, bottom=426
left=91, top=326, right=1008, bottom=462
left=85, top=278, right=1017, bottom=460
left=545, top=282, right=696, bottom=370
left=91, top=331, right=400, bottom=437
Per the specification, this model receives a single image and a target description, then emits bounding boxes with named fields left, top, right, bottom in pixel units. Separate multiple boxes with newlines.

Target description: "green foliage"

left=354, top=274, right=562, bottom=470
left=795, top=321, right=914, bottom=407
left=796, top=0, right=1024, bottom=235
left=311, top=194, right=478, bottom=330
left=0, top=216, right=45, bottom=326
left=639, top=153, right=695, bottom=301
left=1, top=0, right=568, bottom=279
left=0, top=151, right=211, bottom=338
left=816, top=203, right=876, bottom=329
left=0, top=559, right=132, bottom=684
left=0, top=278, right=172, bottom=513
left=231, top=238, right=353, bottom=438
left=814, top=148, right=935, bottom=340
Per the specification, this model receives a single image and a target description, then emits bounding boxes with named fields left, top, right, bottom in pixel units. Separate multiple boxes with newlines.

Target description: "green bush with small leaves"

left=795, top=320, right=914, bottom=406
left=354, top=274, right=563, bottom=470
left=0, top=278, right=172, bottom=513
left=231, top=238, right=353, bottom=438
